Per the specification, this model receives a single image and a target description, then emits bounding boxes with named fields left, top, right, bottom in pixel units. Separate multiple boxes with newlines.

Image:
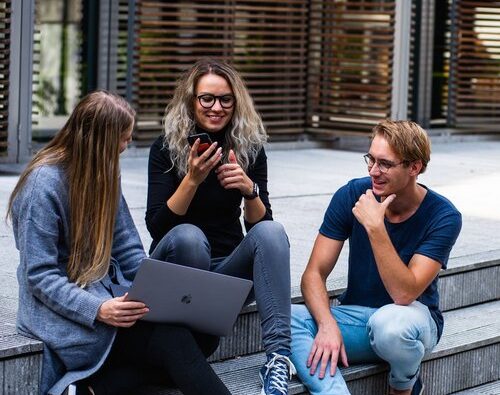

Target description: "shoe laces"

left=263, top=353, right=297, bottom=395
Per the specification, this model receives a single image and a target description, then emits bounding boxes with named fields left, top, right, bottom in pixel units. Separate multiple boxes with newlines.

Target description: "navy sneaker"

left=411, top=376, right=424, bottom=395
left=259, top=353, right=297, bottom=395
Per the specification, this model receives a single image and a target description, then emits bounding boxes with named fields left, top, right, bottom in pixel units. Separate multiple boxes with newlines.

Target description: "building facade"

left=1, top=0, right=499, bottom=163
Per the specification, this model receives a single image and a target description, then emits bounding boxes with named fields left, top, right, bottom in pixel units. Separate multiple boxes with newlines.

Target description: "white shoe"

left=64, top=384, right=77, bottom=395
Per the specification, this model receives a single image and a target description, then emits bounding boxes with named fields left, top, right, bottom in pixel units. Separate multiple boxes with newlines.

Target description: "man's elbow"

left=300, top=273, right=308, bottom=294
left=392, top=292, right=417, bottom=306
left=300, top=269, right=325, bottom=294
left=300, top=270, right=314, bottom=294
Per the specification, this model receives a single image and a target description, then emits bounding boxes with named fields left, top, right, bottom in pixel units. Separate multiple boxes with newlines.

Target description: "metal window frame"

left=3, top=0, right=35, bottom=164
left=97, top=0, right=119, bottom=91
left=412, top=0, right=435, bottom=128
left=391, top=0, right=412, bottom=121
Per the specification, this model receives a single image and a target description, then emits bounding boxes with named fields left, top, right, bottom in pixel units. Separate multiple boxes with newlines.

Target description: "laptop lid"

left=125, top=258, right=253, bottom=336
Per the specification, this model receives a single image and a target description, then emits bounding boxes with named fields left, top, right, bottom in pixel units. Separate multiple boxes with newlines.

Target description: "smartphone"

left=187, top=133, right=213, bottom=154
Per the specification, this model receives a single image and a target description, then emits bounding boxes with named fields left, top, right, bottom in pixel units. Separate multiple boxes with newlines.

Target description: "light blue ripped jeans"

left=151, top=221, right=292, bottom=356
left=290, top=302, right=438, bottom=394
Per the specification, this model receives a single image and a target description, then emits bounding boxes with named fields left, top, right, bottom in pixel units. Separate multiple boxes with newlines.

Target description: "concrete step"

left=1, top=250, right=499, bottom=394
left=0, top=309, right=42, bottom=395
left=142, top=300, right=500, bottom=395
left=451, top=380, right=500, bottom=394
left=209, top=249, right=500, bottom=361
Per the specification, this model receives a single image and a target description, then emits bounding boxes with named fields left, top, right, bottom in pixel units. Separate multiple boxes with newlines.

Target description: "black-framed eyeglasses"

left=197, top=94, right=235, bottom=109
left=363, top=153, right=407, bottom=174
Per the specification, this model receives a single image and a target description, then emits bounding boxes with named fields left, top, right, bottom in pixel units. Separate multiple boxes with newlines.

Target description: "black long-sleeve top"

left=145, top=130, right=273, bottom=256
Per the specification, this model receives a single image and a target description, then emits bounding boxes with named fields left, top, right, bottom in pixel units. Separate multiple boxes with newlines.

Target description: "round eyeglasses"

left=197, top=94, right=235, bottom=109
left=363, top=153, right=407, bottom=173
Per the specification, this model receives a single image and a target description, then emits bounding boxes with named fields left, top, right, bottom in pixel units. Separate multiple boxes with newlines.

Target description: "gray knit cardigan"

left=11, top=165, right=146, bottom=394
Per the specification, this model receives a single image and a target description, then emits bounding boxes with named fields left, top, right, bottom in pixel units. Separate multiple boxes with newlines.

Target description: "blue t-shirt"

left=320, top=177, right=462, bottom=340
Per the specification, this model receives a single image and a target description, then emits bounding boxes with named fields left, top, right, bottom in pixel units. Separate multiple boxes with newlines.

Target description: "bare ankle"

left=389, top=387, right=411, bottom=395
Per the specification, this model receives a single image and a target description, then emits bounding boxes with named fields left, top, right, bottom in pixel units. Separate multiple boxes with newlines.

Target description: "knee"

left=249, top=221, right=289, bottom=249
left=368, top=304, right=424, bottom=360
left=167, top=224, right=207, bottom=249
left=155, top=224, right=210, bottom=268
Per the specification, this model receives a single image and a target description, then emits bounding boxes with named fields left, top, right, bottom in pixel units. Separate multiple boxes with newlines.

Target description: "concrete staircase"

left=1, top=250, right=500, bottom=394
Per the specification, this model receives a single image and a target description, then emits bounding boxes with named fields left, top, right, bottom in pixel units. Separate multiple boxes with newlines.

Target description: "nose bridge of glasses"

left=211, top=96, right=223, bottom=109
left=364, top=154, right=386, bottom=173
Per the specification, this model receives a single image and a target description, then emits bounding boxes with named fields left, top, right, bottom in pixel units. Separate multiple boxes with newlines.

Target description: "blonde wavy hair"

left=372, top=120, right=431, bottom=174
left=7, top=91, right=135, bottom=287
left=162, top=58, right=267, bottom=176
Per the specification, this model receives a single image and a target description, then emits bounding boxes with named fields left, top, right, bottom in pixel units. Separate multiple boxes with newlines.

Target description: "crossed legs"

left=152, top=222, right=292, bottom=356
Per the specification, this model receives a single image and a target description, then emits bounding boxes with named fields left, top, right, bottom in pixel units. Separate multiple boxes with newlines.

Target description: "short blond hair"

left=372, top=120, right=431, bottom=174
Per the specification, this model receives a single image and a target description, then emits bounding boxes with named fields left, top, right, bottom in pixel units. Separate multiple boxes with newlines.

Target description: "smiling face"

left=194, top=73, right=234, bottom=133
left=368, top=134, right=413, bottom=197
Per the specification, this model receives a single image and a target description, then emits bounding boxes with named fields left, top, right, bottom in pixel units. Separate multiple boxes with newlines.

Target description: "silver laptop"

left=111, top=258, right=253, bottom=336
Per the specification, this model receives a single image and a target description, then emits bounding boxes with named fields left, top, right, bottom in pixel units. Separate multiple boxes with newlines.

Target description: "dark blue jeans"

left=151, top=220, right=292, bottom=356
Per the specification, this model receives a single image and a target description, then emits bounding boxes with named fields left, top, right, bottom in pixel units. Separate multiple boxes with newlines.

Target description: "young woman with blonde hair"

left=8, top=91, right=231, bottom=395
left=146, top=58, right=295, bottom=395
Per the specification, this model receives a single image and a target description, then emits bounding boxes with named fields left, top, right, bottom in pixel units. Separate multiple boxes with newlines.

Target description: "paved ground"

left=1, top=139, right=500, bottom=313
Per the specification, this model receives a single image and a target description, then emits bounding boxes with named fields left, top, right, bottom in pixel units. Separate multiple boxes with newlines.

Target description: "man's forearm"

left=367, top=225, right=418, bottom=304
left=301, top=271, right=337, bottom=327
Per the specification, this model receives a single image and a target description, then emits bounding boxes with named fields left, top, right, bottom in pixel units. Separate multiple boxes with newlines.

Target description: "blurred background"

left=1, top=0, right=499, bottom=163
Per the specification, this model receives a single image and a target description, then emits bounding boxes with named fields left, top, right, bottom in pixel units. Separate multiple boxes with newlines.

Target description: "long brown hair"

left=163, top=58, right=267, bottom=177
left=7, top=91, right=135, bottom=287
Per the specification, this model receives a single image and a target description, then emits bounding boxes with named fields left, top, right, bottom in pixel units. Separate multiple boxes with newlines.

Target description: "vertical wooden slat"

left=432, top=0, right=451, bottom=125
left=116, top=0, right=134, bottom=100
left=0, top=1, right=11, bottom=156
left=407, top=0, right=417, bottom=122
left=133, top=1, right=309, bottom=143
left=449, top=1, right=500, bottom=130
left=234, top=2, right=309, bottom=138
left=306, top=0, right=396, bottom=137
left=31, top=2, right=40, bottom=130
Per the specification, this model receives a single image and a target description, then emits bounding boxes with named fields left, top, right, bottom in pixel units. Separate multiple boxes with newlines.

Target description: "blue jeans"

left=290, top=302, right=438, bottom=394
left=151, top=221, right=291, bottom=355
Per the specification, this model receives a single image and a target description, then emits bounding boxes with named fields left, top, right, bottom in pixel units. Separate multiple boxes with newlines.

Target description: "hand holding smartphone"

left=187, top=133, right=213, bottom=154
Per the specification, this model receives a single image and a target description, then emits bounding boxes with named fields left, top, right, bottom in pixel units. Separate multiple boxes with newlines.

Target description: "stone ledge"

left=143, top=300, right=500, bottom=394
left=0, top=334, right=43, bottom=360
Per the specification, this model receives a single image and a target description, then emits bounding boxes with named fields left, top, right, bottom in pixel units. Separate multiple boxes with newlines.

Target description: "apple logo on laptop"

left=181, top=294, right=192, bottom=304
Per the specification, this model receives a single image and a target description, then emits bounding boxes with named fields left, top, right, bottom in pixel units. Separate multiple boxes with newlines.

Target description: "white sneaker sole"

left=64, top=384, right=77, bottom=395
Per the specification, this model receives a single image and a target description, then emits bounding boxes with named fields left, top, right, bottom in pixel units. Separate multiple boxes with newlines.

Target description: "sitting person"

left=290, top=120, right=462, bottom=395
left=145, top=58, right=295, bottom=395
left=8, top=91, right=231, bottom=395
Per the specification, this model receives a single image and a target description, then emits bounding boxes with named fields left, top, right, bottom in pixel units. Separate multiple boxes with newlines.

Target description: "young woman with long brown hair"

left=8, top=91, right=231, bottom=395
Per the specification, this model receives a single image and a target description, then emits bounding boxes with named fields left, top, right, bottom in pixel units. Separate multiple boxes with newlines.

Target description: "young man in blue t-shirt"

left=290, top=120, right=462, bottom=395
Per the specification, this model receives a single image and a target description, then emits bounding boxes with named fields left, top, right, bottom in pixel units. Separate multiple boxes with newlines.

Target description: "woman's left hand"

left=216, top=150, right=254, bottom=195
left=97, top=294, right=149, bottom=327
